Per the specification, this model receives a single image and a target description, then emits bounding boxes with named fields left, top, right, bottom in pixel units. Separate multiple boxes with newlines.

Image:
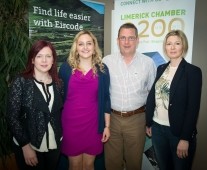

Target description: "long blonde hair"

left=67, top=30, right=104, bottom=74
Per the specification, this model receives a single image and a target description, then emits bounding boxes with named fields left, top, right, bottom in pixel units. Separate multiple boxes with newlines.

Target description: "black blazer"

left=146, top=59, right=202, bottom=141
left=7, top=75, right=64, bottom=148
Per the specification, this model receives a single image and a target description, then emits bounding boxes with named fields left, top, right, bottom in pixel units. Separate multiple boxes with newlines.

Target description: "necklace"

left=34, top=75, right=52, bottom=84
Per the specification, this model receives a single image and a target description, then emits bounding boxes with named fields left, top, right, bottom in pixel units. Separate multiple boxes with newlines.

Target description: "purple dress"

left=61, top=69, right=103, bottom=156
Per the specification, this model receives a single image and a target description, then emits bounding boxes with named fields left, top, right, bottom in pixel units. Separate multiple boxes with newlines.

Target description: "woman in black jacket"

left=146, top=30, right=202, bottom=170
left=7, top=40, right=63, bottom=170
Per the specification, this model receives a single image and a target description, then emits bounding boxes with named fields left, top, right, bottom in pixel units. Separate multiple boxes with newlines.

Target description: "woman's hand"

left=101, top=127, right=110, bottom=142
left=177, top=140, right=189, bottom=159
left=146, top=126, right=152, bottom=137
left=22, top=144, right=38, bottom=166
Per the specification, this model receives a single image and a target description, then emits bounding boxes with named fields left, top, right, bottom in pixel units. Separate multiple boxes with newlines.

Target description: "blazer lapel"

left=33, top=84, right=50, bottom=113
left=169, top=59, right=187, bottom=101
left=51, top=83, right=63, bottom=114
left=156, top=62, right=169, bottom=80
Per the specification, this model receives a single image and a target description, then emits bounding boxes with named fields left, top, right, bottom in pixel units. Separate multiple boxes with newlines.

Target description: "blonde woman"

left=146, top=30, right=202, bottom=170
left=59, top=30, right=111, bottom=170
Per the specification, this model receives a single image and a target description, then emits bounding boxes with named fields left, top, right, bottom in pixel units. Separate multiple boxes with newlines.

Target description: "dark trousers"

left=151, top=122, right=196, bottom=170
left=13, top=143, right=60, bottom=170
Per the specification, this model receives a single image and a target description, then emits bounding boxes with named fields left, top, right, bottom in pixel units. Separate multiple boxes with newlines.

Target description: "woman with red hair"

left=7, top=40, right=63, bottom=170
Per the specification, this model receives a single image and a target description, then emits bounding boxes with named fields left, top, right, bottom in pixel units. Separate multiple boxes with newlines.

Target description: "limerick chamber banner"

left=29, top=0, right=105, bottom=66
left=112, top=0, right=196, bottom=64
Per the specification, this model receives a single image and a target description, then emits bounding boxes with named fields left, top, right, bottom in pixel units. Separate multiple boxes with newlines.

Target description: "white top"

left=32, top=81, right=56, bottom=151
left=153, top=65, right=178, bottom=126
left=103, top=51, right=156, bottom=111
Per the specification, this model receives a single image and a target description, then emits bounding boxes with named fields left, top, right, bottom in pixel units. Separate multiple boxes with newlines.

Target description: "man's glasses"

left=119, top=36, right=137, bottom=41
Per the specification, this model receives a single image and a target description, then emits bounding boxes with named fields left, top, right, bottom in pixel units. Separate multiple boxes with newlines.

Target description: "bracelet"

left=105, top=126, right=110, bottom=128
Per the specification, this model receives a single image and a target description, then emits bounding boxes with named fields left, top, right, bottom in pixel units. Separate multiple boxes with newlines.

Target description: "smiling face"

left=117, top=28, right=139, bottom=57
left=165, top=35, right=183, bottom=60
left=32, top=46, right=53, bottom=75
left=76, top=34, right=95, bottom=60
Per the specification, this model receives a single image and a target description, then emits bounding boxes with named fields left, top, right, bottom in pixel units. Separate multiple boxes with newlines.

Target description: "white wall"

left=94, top=0, right=114, bottom=56
left=191, top=1, right=207, bottom=169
